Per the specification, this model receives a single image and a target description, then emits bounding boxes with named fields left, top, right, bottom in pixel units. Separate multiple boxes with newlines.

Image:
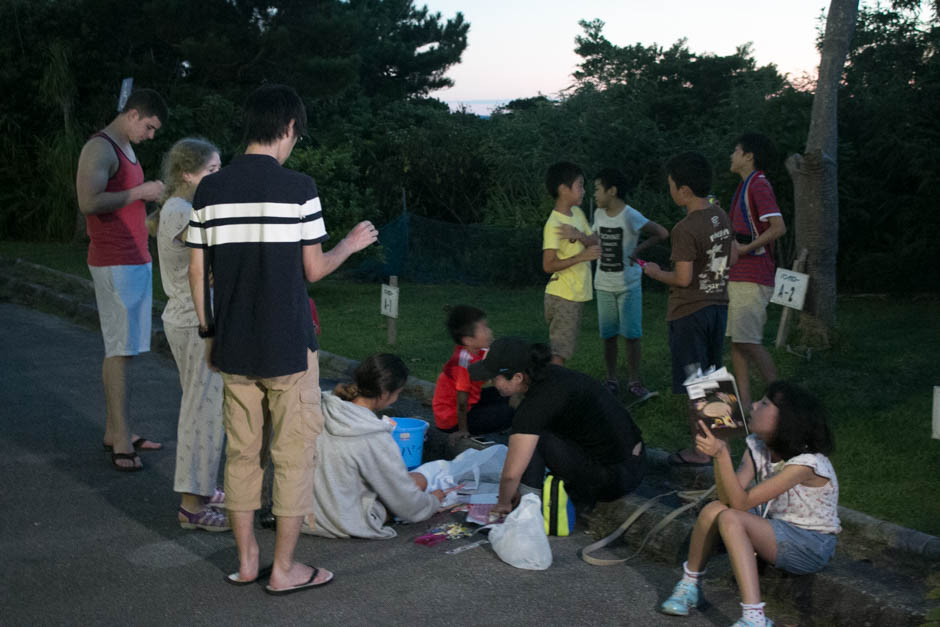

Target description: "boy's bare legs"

left=717, top=509, right=778, bottom=604
left=102, top=356, right=139, bottom=469
left=674, top=395, right=711, bottom=464
left=267, top=515, right=332, bottom=590
left=626, top=337, right=642, bottom=384
left=603, top=337, right=619, bottom=381
left=231, top=510, right=261, bottom=581
left=731, top=342, right=777, bottom=411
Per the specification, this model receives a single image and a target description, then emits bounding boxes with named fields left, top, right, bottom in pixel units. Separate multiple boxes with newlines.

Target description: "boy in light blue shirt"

left=592, top=168, right=668, bottom=400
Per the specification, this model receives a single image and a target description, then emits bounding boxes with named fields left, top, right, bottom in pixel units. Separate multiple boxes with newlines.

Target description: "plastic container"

left=389, top=417, right=429, bottom=469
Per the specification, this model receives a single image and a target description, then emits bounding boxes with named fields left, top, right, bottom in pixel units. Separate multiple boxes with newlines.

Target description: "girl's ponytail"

left=339, top=354, right=409, bottom=401
left=526, top=342, right=552, bottom=381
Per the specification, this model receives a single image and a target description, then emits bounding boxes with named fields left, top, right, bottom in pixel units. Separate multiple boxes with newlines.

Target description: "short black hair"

left=446, top=305, right=486, bottom=345
left=735, top=132, right=776, bottom=172
left=594, top=168, right=634, bottom=201
left=665, top=151, right=712, bottom=198
left=122, top=88, right=168, bottom=123
left=242, top=84, right=308, bottom=145
left=765, top=380, right=834, bottom=459
left=545, top=161, right=584, bottom=198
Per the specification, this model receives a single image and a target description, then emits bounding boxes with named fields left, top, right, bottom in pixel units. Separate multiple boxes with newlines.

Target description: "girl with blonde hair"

left=153, top=138, right=228, bottom=531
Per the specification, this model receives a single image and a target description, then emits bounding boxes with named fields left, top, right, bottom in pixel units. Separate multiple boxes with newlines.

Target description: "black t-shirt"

left=188, top=154, right=328, bottom=377
left=511, top=365, right=643, bottom=465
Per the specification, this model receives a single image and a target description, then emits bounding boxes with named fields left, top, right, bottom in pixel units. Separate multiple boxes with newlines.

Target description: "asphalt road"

left=1, top=302, right=756, bottom=626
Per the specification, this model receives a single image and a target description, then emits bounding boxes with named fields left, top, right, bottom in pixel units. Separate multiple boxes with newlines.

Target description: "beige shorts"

left=726, top=281, right=773, bottom=344
left=221, top=349, right=323, bottom=516
left=544, top=293, right=583, bottom=360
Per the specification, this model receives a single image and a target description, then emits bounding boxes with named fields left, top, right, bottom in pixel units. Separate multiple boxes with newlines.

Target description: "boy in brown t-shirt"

left=643, top=152, right=736, bottom=465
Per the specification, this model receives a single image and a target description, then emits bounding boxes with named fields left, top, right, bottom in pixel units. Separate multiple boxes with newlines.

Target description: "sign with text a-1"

left=381, top=284, right=399, bottom=319
left=771, top=268, right=809, bottom=310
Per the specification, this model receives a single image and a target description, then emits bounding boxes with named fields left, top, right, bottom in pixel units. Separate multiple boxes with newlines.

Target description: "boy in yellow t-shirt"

left=542, top=161, right=601, bottom=365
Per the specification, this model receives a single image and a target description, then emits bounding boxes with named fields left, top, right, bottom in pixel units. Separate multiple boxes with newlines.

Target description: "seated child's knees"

left=715, top=507, right=746, bottom=531
left=698, top=500, right=728, bottom=524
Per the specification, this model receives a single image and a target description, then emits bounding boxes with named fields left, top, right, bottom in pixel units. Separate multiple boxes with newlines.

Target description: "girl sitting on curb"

left=660, top=381, right=839, bottom=627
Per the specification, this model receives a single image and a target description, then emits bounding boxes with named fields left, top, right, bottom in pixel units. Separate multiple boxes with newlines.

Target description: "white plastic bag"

left=412, top=445, right=507, bottom=507
left=488, top=493, right=552, bottom=570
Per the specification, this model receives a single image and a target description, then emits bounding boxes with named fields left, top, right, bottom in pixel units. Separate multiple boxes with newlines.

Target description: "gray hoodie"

left=305, top=392, right=440, bottom=539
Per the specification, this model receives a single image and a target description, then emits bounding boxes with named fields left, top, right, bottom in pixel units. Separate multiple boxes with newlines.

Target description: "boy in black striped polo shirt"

left=187, top=84, right=377, bottom=595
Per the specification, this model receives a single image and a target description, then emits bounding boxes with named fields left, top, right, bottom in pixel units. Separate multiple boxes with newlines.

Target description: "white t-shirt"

left=157, top=196, right=199, bottom=327
left=746, top=434, right=841, bottom=534
left=593, top=205, right=649, bottom=292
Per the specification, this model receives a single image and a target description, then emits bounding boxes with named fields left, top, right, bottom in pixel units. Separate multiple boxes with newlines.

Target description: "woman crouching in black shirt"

left=468, top=337, right=646, bottom=516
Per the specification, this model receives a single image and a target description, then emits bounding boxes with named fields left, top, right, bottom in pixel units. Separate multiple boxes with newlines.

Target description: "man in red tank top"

left=76, top=88, right=167, bottom=472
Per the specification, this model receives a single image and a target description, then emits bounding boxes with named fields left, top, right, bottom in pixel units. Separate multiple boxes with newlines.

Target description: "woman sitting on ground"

left=469, top=337, right=647, bottom=517
left=304, top=353, right=448, bottom=539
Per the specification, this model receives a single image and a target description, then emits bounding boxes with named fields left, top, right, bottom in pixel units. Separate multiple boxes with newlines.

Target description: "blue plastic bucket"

left=390, top=417, right=429, bottom=469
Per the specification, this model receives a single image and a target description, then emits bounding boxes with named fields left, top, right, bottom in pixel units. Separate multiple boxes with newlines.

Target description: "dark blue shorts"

left=668, top=304, right=728, bottom=393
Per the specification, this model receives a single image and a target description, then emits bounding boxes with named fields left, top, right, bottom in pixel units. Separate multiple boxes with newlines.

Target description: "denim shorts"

left=770, top=518, right=837, bottom=574
left=596, top=287, right=642, bottom=339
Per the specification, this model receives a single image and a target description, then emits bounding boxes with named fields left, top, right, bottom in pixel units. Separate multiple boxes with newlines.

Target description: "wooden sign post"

left=774, top=249, right=808, bottom=349
left=381, top=276, right=399, bottom=345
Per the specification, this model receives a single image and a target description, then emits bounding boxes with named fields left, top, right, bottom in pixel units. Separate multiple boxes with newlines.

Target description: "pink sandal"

left=207, top=488, right=226, bottom=508
left=178, top=507, right=231, bottom=532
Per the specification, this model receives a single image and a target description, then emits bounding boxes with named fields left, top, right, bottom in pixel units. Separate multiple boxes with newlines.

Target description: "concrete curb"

left=588, top=493, right=928, bottom=625
left=0, top=254, right=935, bottom=625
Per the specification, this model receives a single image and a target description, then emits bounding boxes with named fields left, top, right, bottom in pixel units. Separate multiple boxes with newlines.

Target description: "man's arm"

left=188, top=247, right=208, bottom=328
left=542, top=246, right=601, bottom=274
left=302, top=220, right=378, bottom=283
left=188, top=247, right=216, bottom=370
left=643, top=259, right=692, bottom=287
left=75, top=138, right=164, bottom=215
left=631, top=220, right=669, bottom=260
left=736, top=215, right=786, bottom=256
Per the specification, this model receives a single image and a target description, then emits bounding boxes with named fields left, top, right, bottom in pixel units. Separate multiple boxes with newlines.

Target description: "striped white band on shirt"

left=188, top=199, right=326, bottom=246
left=200, top=221, right=327, bottom=246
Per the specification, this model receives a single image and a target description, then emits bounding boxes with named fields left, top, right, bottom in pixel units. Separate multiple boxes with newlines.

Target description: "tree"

left=833, top=1, right=940, bottom=293
left=0, top=0, right=468, bottom=241
left=785, top=0, right=859, bottom=347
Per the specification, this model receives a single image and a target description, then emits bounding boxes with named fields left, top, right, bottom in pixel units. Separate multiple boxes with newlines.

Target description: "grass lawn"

left=3, top=240, right=939, bottom=535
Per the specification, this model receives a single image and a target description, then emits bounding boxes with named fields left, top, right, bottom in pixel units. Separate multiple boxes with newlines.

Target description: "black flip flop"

left=110, top=451, right=142, bottom=472
left=264, top=567, right=334, bottom=596
left=225, top=564, right=273, bottom=586
left=103, top=436, right=162, bottom=452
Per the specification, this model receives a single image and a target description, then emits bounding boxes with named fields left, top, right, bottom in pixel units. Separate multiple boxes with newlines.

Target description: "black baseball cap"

left=468, top=337, right=530, bottom=381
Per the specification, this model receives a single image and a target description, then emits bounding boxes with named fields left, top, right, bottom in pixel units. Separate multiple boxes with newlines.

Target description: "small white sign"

left=381, top=284, right=399, bottom=319
left=118, top=78, right=134, bottom=112
left=771, top=268, right=809, bottom=310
